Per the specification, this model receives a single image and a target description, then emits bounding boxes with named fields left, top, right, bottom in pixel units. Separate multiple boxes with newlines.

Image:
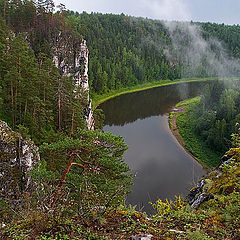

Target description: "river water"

left=100, top=81, right=209, bottom=214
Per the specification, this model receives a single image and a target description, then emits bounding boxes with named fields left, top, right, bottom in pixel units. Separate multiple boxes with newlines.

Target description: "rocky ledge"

left=0, top=121, right=40, bottom=208
left=187, top=150, right=239, bottom=209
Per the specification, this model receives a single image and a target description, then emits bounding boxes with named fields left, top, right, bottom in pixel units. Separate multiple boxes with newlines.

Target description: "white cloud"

left=139, top=0, right=191, bottom=21
left=54, top=0, right=191, bottom=21
left=53, top=0, right=239, bottom=24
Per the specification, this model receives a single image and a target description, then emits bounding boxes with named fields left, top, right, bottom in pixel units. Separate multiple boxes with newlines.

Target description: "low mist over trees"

left=67, top=12, right=240, bottom=94
left=194, top=81, right=240, bottom=153
left=1, top=1, right=240, bottom=97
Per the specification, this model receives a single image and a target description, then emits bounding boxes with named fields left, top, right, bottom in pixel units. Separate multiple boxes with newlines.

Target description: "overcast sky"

left=54, top=0, right=240, bottom=25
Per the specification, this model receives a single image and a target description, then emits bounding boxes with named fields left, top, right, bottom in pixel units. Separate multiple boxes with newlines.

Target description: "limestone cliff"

left=0, top=121, right=40, bottom=208
left=53, top=33, right=94, bottom=130
left=77, top=40, right=95, bottom=130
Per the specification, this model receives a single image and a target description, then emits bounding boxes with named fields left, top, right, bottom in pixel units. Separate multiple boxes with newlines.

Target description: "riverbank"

left=169, top=97, right=222, bottom=169
left=92, top=77, right=217, bottom=109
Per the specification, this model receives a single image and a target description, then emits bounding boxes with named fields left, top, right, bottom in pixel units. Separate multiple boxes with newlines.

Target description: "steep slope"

left=66, top=12, right=240, bottom=94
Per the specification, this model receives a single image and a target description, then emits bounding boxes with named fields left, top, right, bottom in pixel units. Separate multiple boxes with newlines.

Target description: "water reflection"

left=100, top=81, right=209, bottom=214
left=100, top=82, right=208, bottom=126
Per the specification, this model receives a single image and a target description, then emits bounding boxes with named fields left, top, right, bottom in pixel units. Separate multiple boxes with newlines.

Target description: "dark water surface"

left=100, top=82, right=208, bottom=214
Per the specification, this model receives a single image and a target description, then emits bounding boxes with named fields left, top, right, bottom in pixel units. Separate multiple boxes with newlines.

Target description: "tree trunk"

left=33, top=105, right=36, bottom=122
left=3, top=0, right=6, bottom=19
left=71, top=109, right=75, bottom=136
left=11, top=80, right=14, bottom=128
left=50, top=151, right=85, bottom=208
left=24, top=99, right=27, bottom=116
left=58, top=91, right=61, bottom=130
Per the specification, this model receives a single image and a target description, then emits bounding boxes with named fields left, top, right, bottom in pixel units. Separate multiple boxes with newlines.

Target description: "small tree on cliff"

left=34, top=128, right=132, bottom=216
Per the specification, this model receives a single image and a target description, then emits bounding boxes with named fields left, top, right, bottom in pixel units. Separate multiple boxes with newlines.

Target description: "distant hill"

left=67, top=11, right=240, bottom=93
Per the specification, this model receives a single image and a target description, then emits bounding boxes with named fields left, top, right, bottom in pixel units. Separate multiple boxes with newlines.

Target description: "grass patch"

left=176, top=97, right=221, bottom=168
left=91, top=77, right=218, bottom=109
left=169, top=111, right=174, bottom=129
left=176, top=97, right=201, bottom=108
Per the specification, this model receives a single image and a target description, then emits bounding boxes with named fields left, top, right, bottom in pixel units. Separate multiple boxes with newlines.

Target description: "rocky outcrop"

left=130, top=234, right=153, bottom=240
left=53, top=33, right=94, bottom=130
left=187, top=153, right=237, bottom=209
left=187, top=179, right=213, bottom=209
left=77, top=40, right=94, bottom=130
left=0, top=121, right=40, bottom=208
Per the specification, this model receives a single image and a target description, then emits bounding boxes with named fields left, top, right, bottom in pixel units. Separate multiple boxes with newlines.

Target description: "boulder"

left=130, top=234, right=153, bottom=240
left=0, top=121, right=40, bottom=208
left=187, top=153, right=237, bottom=209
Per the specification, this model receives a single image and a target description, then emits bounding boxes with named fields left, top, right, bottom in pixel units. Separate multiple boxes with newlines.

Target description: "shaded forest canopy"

left=66, top=11, right=240, bottom=94
left=0, top=1, right=240, bottom=239
left=0, top=0, right=132, bottom=227
left=1, top=0, right=240, bottom=97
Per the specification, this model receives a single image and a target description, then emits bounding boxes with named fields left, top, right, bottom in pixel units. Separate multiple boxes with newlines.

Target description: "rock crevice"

left=53, top=35, right=94, bottom=130
left=187, top=153, right=235, bottom=209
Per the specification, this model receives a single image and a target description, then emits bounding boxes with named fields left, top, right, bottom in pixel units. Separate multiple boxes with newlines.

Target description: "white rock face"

left=53, top=37, right=94, bottom=130
left=0, top=121, right=40, bottom=207
left=75, top=40, right=89, bottom=94
left=77, top=40, right=94, bottom=130
left=84, top=100, right=95, bottom=130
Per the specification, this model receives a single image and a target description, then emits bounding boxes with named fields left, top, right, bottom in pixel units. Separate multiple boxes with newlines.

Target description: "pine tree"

left=3, top=34, right=38, bottom=128
left=40, top=129, right=132, bottom=215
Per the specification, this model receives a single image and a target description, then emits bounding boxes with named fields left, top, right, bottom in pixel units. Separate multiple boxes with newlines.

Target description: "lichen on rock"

left=52, top=35, right=94, bottom=130
left=187, top=151, right=240, bottom=209
left=0, top=120, right=40, bottom=208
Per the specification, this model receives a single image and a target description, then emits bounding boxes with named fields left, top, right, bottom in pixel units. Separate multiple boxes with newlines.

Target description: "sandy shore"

left=169, top=107, right=210, bottom=171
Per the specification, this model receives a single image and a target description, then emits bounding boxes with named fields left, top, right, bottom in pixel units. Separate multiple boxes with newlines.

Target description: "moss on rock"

left=0, top=120, right=40, bottom=210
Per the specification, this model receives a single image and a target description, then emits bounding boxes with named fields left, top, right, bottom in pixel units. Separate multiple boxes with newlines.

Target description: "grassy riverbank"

left=91, top=77, right=217, bottom=109
left=171, top=97, right=222, bottom=168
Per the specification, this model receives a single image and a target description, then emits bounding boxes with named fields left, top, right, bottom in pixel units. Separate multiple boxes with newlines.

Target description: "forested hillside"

left=66, top=12, right=240, bottom=94
left=70, top=13, right=180, bottom=93
left=0, top=0, right=132, bottom=236
left=0, top=0, right=87, bottom=143
left=0, top=1, right=240, bottom=239
left=1, top=1, right=240, bottom=97
left=194, top=81, right=240, bottom=152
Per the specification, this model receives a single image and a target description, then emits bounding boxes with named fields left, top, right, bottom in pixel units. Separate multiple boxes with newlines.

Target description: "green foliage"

left=93, top=108, right=105, bottom=130
left=68, top=12, right=183, bottom=94
left=151, top=196, right=185, bottom=217
left=37, top=129, right=132, bottom=216
left=193, top=81, right=240, bottom=153
left=185, top=229, right=209, bottom=240
left=176, top=97, right=221, bottom=167
left=65, top=12, right=240, bottom=94
left=1, top=2, right=240, bottom=239
left=231, top=124, right=240, bottom=147
left=16, top=125, right=30, bottom=139
left=168, top=111, right=174, bottom=129
left=175, top=80, right=240, bottom=166
left=0, top=3, right=133, bottom=238
left=0, top=2, right=87, bottom=144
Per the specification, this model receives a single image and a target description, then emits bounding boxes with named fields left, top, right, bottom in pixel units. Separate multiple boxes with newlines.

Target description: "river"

left=99, top=81, right=209, bottom=214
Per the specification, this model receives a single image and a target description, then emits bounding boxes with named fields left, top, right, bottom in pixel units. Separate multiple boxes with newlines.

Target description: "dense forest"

left=1, top=1, right=240, bottom=98
left=0, top=0, right=240, bottom=239
left=66, top=12, right=240, bottom=94
left=194, top=81, right=240, bottom=153
left=0, top=0, right=132, bottom=231
left=174, top=80, right=240, bottom=167
left=0, top=0, right=86, bottom=142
